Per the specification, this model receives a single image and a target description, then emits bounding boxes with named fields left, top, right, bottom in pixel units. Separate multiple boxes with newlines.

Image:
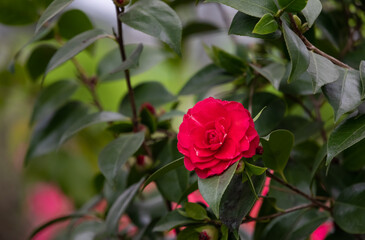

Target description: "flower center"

left=206, top=130, right=220, bottom=145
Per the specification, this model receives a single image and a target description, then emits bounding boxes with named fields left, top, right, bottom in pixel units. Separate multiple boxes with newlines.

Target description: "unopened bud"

left=256, top=146, right=264, bottom=155
left=113, top=0, right=130, bottom=7
left=293, top=15, right=302, bottom=28
left=140, top=102, right=156, bottom=115
left=235, top=160, right=245, bottom=174
left=197, top=226, right=218, bottom=240
left=136, top=155, right=153, bottom=170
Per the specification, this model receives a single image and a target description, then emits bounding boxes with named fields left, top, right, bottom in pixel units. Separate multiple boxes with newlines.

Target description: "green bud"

left=113, top=0, right=130, bottom=7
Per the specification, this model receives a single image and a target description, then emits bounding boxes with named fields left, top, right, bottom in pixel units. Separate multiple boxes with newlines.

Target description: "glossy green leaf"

left=177, top=181, right=198, bottom=205
left=245, top=162, right=267, bottom=175
left=30, top=80, right=78, bottom=124
left=35, top=0, right=74, bottom=33
left=206, top=0, right=277, bottom=18
left=261, top=130, right=294, bottom=178
left=185, top=202, right=208, bottom=220
left=307, top=51, right=339, bottom=93
left=58, top=9, right=93, bottom=40
left=229, top=12, right=281, bottom=40
left=105, top=178, right=145, bottom=233
left=333, top=183, right=365, bottom=234
left=359, top=60, right=365, bottom=98
left=60, top=111, right=127, bottom=145
left=98, top=132, right=144, bottom=184
left=100, top=44, right=143, bottom=81
left=251, top=63, right=285, bottom=89
left=343, top=139, right=365, bottom=171
left=119, top=81, right=176, bottom=117
left=153, top=210, right=200, bottom=232
left=26, top=45, right=57, bottom=81
left=282, top=23, right=310, bottom=83
left=322, top=68, right=362, bottom=122
left=327, top=114, right=365, bottom=166
left=25, top=101, right=89, bottom=164
left=279, top=70, right=314, bottom=96
left=252, top=13, right=278, bottom=35
left=142, top=157, right=184, bottom=189
left=120, top=0, right=182, bottom=55
left=179, top=64, right=235, bottom=95
left=45, top=29, right=110, bottom=77
left=302, top=0, right=322, bottom=27
left=207, top=46, right=247, bottom=75
left=198, top=161, right=239, bottom=218
left=278, top=0, right=308, bottom=12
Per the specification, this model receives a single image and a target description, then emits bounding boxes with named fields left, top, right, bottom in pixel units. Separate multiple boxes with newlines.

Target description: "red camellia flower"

left=177, top=97, right=259, bottom=179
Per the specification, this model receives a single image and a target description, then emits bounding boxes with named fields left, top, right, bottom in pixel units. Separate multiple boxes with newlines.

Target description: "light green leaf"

left=327, top=114, right=365, bottom=166
left=206, top=0, right=277, bottom=18
left=198, top=161, right=239, bottom=218
left=302, top=0, right=322, bottom=27
left=253, top=107, right=267, bottom=122
left=185, top=202, right=209, bottom=220
left=60, top=112, right=127, bottom=145
left=120, top=0, right=182, bottom=55
left=359, top=60, right=365, bottom=98
left=45, top=29, right=110, bottom=77
left=153, top=210, right=200, bottom=232
left=307, top=51, right=339, bottom=93
left=252, top=13, right=278, bottom=35
left=322, top=68, right=362, bottom=122
left=35, top=0, right=74, bottom=33
left=261, top=130, right=294, bottom=178
left=282, top=23, right=310, bottom=83
left=333, top=183, right=365, bottom=234
left=245, top=162, right=267, bottom=175
left=278, top=0, right=308, bottom=12
left=98, top=132, right=145, bottom=184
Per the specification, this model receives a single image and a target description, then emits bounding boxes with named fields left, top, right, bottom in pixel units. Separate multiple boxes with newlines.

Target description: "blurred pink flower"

left=310, top=221, right=333, bottom=240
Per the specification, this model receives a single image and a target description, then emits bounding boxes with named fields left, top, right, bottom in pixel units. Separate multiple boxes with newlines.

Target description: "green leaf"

left=185, top=202, right=209, bottom=220
left=310, top=144, right=327, bottom=187
left=182, top=21, right=219, bottom=39
left=302, top=0, right=322, bottom=27
left=98, top=132, right=145, bottom=184
left=250, top=63, right=285, bottom=89
left=35, top=0, right=74, bottom=33
left=105, top=178, right=145, bottom=233
left=26, top=44, right=57, bottom=81
left=261, top=130, right=294, bottom=178
left=140, top=106, right=157, bottom=133
left=120, top=0, right=182, bottom=55
left=25, top=101, right=89, bottom=165
left=198, top=161, right=239, bottom=218
left=207, top=46, right=247, bottom=75
left=142, top=157, right=184, bottom=189
left=307, top=51, right=339, bottom=93
left=58, top=9, right=93, bottom=40
left=359, top=60, right=365, bottom=98
left=326, top=114, right=365, bottom=166
left=282, top=23, right=310, bottom=83
left=159, top=110, right=185, bottom=121
left=60, top=111, right=127, bottom=145
left=229, top=12, right=281, bottom=40
left=278, top=0, right=308, bottom=12
left=179, top=64, right=235, bottom=95
left=153, top=210, right=200, bottom=232
left=252, top=13, right=278, bottom=35
left=253, top=106, right=267, bottom=122
left=177, top=181, right=199, bottom=205
left=206, top=0, right=277, bottom=18
left=30, top=80, right=78, bottom=124
left=0, top=0, right=39, bottom=26
left=245, top=162, right=267, bottom=175
left=322, top=68, right=362, bottom=122
left=119, top=81, right=176, bottom=117
left=45, top=29, right=110, bottom=77
left=279, top=70, right=314, bottom=96
left=333, top=183, right=365, bottom=234
left=343, top=139, right=365, bottom=171
left=100, top=44, right=143, bottom=81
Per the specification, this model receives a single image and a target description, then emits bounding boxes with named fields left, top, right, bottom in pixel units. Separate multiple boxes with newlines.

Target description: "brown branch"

left=287, top=13, right=352, bottom=69
left=242, top=203, right=314, bottom=223
left=266, top=171, right=331, bottom=212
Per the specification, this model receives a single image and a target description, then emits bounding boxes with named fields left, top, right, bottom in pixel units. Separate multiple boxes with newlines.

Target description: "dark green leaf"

left=198, top=161, right=239, bottom=218
left=229, top=12, right=281, bottom=39
left=140, top=106, right=157, bottom=133
left=207, top=46, right=247, bottom=75
left=245, top=162, right=267, bottom=175
left=120, top=0, right=182, bottom=55
left=278, top=0, right=308, bottom=12
left=65, top=221, right=104, bottom=240
left=261, top=130, right=294, bottom=178
left=309, top=145, right=327, bottom=186
left=183, top=21, right=219, bottom=39
left=30, top=80, right=78, bottom=124
left=327, top=114, right=365, bottom=166
left=26, top=45, right=57, bottom=81
left=179, top=64, right=235, bottom=95
left=177, top=227, right=200, bottom=240
left=307, top=51, right=339, bottom=93
left=159, top=110, right=184, bottom=121
left=58, top=9, right=93, bottom=40
left=302, top=0, right=322, bottom=27
left=185, top=202, right=209, bottom=220
left=119, top=81, right=176, bottom=117
left=252, top=13, right=278, bottom=35
left=206, top=0, right=277, bottom=18
left=45, top=29, right=110, bottom=77
left=0, top=0, right=38, bottom=25
left=177, top=181, right=199, bottom=205
left=333, top=183, right=365, bottom=234
left=60, top=111, right=126, bottom=145
left=251, top=63, right=285, bottom=89
left=282, top=23, right=310, bottom=83
left=142, top=157, right=184, bottom=189
left=323, top=68, right=362, bottom=122
left=279, top=70, right=314, bottom=96
left=98, top=132, right=144, bottom=184
left=359, top=60, right=365, bottom=98
left=35, top=0, right=74, bottom=33
left=343, top=139, right=365, bottom=171
left=153, top=210, right=200, bottom=232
